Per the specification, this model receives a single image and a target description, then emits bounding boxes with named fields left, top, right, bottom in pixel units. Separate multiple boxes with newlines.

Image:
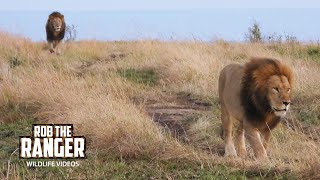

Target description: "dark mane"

left=49, top=11, right=64, bottom=19
left=240, top=57, right=293, bottom=125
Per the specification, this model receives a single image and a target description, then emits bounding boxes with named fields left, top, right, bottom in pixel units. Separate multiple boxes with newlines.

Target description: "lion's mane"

left=240, top=58, right=293, bottom=126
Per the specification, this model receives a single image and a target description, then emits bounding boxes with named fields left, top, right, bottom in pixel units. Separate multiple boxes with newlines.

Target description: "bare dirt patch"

left=145, top=92, right=212, bottom=141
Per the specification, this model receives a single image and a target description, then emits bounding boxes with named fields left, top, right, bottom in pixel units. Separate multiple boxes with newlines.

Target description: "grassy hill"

left=0, top=31, right=319, bottom=179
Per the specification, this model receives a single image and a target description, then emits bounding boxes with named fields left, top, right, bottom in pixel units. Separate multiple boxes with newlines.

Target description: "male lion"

left=218, top=57, right=293, bottom=160
left=46, top=11, right=66, bottom=54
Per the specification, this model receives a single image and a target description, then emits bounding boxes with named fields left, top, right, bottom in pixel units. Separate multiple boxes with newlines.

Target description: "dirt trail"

left=145, top=92, right=212, bottom=140
left=145, top=92, right=227, bottom=155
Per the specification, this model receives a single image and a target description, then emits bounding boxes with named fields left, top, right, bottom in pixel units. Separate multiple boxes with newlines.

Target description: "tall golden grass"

left=0, top=31, right=319, bottom=178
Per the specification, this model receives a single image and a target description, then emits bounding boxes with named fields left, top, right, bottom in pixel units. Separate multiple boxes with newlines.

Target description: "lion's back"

left=218, top=63, right=245, bottom=119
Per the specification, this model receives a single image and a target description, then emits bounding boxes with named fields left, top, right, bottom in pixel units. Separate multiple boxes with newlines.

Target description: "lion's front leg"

left=235, top=121, right=247, bottom=157
left=245, top=125, right=268, bottom=160
left=262, top=130, right=271, bottom=151
left=221, top=108, right=237, bottom=157
left=53, top=40, right=62, bottom=55
left=49, top=41, right=55, bottom=53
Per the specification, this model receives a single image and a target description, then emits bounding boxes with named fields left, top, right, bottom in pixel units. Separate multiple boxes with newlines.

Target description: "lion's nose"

left=283, top=101, right=290, bottom=106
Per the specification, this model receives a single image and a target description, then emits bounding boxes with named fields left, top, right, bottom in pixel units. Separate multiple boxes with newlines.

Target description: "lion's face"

left=49, top=17, right=63, bottom=32
left=267, top=75, right=291, bottom=117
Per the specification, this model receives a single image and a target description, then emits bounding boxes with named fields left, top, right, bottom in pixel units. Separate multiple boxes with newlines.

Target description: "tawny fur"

left=218, top=57, right=293, bottom=160
left=45, top=12, right=66, bottom=54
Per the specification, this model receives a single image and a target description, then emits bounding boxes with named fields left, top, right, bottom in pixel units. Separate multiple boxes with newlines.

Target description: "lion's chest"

left=260, top=115, right=281, bottom=130
left=53, top=31, right=61, bottom=37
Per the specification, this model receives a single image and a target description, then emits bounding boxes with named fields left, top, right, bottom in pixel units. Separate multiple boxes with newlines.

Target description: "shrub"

left=246, top=21, right=262, bottom=43
left=65, top=24, right=77, bottom=42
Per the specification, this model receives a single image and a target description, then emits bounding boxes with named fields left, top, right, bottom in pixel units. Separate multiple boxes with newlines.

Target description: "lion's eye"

left=288, top=88, right=291, bottom=93
left=273, top=88, right=279, bottom=93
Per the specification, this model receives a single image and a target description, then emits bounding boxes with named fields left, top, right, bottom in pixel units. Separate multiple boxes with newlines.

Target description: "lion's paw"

left=224, top=144, right=237, bottom=157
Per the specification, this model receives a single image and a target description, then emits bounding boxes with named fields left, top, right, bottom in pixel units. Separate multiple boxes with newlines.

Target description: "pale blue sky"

left=0, top=1, right=320, bottom=42
left=2, top=0, right=320, bottom=11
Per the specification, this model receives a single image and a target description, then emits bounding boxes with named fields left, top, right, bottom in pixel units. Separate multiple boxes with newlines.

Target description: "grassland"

left=0, top=31, right=319, bottom=179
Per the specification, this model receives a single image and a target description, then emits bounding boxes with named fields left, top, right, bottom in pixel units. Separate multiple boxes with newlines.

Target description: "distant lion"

left=218, top=57, right=293, bottom=160
left=46, top=11, right=66, bottom=54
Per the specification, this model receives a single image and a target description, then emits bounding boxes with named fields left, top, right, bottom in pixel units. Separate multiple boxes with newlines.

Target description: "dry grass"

left=0, top=31, right=320, bottom=178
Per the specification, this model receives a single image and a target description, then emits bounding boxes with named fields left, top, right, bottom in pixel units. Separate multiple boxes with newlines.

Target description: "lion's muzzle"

left=54, top=26, right=61, bottom=32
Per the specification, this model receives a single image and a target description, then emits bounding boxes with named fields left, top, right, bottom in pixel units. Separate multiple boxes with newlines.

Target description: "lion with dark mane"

left=218, top=57, right=293, bottom=160
left=46, top=11, right=66, bottom=53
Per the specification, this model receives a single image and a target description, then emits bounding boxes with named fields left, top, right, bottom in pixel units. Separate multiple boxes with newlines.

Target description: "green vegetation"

left=0, top=119, right=34, bottom=161
left=9, top=56, right=23, bottom=68
left=269, top=44, right=320, bottom=62
left=298, top=110, right=320, bottom=125
left=118, top=68, right=158, bottom=86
